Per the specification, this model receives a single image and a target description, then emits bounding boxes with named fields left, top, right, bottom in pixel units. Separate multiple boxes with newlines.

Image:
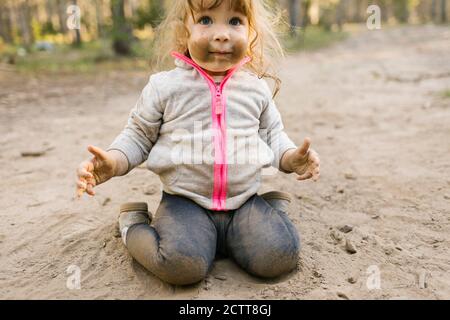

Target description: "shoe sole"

left=120, top=202, right=148, bottom=214
left=260, top=191, right=292, bottom=202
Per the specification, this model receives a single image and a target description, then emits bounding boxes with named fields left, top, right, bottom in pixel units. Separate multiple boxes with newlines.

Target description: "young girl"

left=75, top=0, right=320, bottom=286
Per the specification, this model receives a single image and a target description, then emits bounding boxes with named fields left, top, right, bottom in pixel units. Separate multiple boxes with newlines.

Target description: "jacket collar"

left=171, top=51, right=251, bottom=82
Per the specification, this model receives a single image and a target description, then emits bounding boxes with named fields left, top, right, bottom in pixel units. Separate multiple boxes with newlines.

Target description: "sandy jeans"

left=125, top=191, right=300, bottom=285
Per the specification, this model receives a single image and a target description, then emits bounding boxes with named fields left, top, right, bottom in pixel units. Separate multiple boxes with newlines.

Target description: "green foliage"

left=41, top=22, right=58, bottom=36
left=282, top=26, right=348, bottom=53
left=393, top=0, right=410, bottom=23
left=7, top=39, right=154, bottom=74
left=134, top=0, right=165, bottom=29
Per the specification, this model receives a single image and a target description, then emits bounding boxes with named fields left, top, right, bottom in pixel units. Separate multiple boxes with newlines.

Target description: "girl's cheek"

left=189, top=36, right=211, bottom=60
left=232, top=37, right=249, bottom=60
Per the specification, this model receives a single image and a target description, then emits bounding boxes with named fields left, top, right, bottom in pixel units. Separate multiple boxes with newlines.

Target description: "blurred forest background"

left=0, top=0, right=448, bottom=72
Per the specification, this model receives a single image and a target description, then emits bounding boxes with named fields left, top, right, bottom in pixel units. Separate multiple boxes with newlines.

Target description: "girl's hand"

left=75, top=145, right=117, bottom=198
left=289, top=137, right=320, bottom=182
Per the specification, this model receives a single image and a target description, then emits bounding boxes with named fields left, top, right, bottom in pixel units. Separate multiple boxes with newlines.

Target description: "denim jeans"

left=125, top=191, right=300, bottom=285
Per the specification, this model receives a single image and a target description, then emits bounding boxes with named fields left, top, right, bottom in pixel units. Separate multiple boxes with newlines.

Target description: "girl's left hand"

left=289, top=137, right=320, bottom=182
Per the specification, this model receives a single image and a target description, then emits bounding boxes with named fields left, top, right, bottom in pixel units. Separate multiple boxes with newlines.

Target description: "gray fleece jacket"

left=107, top=52, right=297, bottom=211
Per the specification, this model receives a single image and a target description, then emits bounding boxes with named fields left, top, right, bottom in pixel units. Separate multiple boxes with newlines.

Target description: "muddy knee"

left=245, top=230, right=300, bottom=278
left=248, top=246, right=300, bottom=278
left=158, top=252, right=210, bottom=285
left=125, top=224, right=213, bottom=286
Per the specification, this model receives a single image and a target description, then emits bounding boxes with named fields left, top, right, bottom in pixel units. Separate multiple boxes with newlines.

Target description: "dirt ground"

left=0, top=25, right=449, bottom=300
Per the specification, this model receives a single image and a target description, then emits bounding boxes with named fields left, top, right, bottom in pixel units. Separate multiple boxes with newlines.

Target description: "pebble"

left=214, top=275, right=227, bottom=281
left=144, top=185, right=158, bottom=195
left=344, top=173, right=357, bottom=180
left=337, top=292, right=350, bottom=300
left=347, top=277, right=357, bottom=284
left=384, top=246, right=394, bottom=256
left=330, top=229, right=343, bottom=243
left=203, top=280, right=211, bottom=291
left=313, top=270, right=323, bottom=278
left=339, top=225, right=354, bottom=233
left=102, top=197, right=111, bottom=206
left=21, top=150, right=47, bottom=157
left=345, top=239, right=357, bottom=254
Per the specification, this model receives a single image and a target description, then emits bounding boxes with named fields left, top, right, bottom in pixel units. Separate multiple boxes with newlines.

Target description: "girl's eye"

left=229, top=17, right=243, bottom=26
left=198, top=16, right=212, bottom=25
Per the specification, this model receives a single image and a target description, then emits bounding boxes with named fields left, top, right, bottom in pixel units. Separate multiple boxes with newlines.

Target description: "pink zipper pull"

left=215, top=89, right=223, bottom=115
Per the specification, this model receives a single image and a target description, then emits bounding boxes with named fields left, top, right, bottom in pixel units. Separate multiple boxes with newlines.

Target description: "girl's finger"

left=296, top=138, right=311, bottom=157
left=312, top=173, right=320, bottom=182
left=78, top=169, right=93, bottom=179
left=77, top=179, right=87, bottom=190
left=86, top=175, right=97, bottom=186
left=86, top=184, right=96, bottom=196
left=297, top=172, right=313, bottom=181
left=88, top=145, right=108, bottom=161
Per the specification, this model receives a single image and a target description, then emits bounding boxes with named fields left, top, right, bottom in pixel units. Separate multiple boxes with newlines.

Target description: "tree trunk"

left=442, top=0, right=448, bottom=22
left=111, top=0, right=132, bottom=55
left=336, top=0, right=347, bottom=31
left=301, top=0, right=311, bottom=29
left=353, top=0, right=363, bottom=22
left=56, top=0, right=68, bottom=33
left=431, top=0, right=437, bottom=21
left=45, top=0, right=55, bottom=24
left=95, top=0, right=104, bottom=38
left=288, top=0, right=300, bottom=35
left=0, top=2, right=14, bottom=43
left=71, top=0, right=82, bottom=46
left=393, top=0, right=409, bottom=23
left=18, top=0, right=34, bottom=48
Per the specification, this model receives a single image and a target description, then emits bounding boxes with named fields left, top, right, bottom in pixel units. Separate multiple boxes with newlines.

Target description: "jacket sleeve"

left=106, top=76, right=163, bottom=175
left=258, top=81, right=297, bottom=173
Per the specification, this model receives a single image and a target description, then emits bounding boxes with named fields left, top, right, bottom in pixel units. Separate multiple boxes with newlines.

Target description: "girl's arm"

left=108, top=149, right=130, bottom=177
left=259, top=84, right=297, bottom=173
left=280, top=148, right=296, bottom=173
left=107, top=76, right=164, bottom=175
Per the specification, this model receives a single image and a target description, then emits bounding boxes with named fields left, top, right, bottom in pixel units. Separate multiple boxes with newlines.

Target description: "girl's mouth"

left=210, top=52, right=232, bottom=55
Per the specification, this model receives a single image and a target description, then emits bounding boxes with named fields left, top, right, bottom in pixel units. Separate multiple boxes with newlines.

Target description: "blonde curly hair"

left=151, top=0, right=288, bottom=97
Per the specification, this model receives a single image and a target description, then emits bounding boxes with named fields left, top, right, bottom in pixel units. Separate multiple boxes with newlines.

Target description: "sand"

left=0, top=25, right=449, bottom=299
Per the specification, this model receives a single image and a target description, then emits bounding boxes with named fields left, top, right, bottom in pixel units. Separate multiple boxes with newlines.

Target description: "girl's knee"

left=249, top=246, right=300, bottom=278
left=158, top=250, right=211, bottom=285
left=246, top=229, right=301, bottom=278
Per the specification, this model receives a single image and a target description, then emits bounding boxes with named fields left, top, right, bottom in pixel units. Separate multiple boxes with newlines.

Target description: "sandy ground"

left=0, top=25, right=449, bottom=300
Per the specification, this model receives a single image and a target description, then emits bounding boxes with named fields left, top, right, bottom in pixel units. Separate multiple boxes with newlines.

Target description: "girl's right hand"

left=75, top=145, right=117, bottom=198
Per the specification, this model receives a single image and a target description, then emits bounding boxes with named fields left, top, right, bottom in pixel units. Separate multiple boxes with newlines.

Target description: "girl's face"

left=186, top=0, right=250, bottom=76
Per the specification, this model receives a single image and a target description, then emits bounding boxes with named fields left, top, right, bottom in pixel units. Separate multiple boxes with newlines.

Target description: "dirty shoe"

left=119, top=202, right=151, bottom=246
left=260, top=191, right=292, bottom=213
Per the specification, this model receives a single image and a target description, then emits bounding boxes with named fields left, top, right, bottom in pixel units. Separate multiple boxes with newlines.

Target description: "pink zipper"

left=171, top=52, right=251, bottom=210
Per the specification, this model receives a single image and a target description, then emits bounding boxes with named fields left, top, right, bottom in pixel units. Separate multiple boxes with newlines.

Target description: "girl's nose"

left=213, top=26, right=230, bottom=42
